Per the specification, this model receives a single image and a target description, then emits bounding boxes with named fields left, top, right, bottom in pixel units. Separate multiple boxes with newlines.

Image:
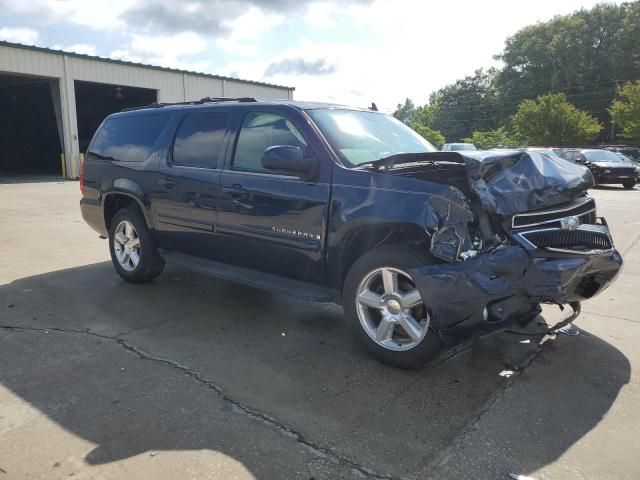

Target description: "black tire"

left=108, top=206, right=165, bottom=283
left=343, top=246, right=442, bottom=369
left=622, top=180, right=635, bottom=189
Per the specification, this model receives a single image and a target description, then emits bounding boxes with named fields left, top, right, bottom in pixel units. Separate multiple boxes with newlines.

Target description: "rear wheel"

left=343, top=247, right=442, bottom=369
left=622, top=180, right=635, bottom=189
left=109, top=207, right=164, bottom=282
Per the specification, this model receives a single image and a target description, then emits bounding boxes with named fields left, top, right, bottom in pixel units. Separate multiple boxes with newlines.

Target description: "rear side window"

left=233, top=112, right=307, bottom=173
left=88, top=114, right=170, bottom=162
left=172, top=112, right=230, bottom=168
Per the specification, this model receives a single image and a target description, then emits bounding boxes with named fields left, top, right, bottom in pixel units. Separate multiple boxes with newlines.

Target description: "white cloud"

left=304, top=2, right=339, bottom=29
left=110, top=32, right=210, bottom=72
left=1, top=0, right=129, bottom=30
left=52, top=43, right=98, bottom=55
left=215, top=38, right=259, bottom=57
left=130, top=32, right=207, bottom=57
left=0, top=27, right=40, bottom=44
left=215, top=7, right=284, bottom=56
left=109, top=49, right=144, bottom=63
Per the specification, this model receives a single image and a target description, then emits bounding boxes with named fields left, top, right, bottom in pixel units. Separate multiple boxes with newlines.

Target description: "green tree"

left=464, top=127, right=518, bottom=150
left=512, top=93, right=602, bottom=146
left=610, top=80, right=640, bottom=143
left=393, top=98, right=416, bottom=124
left=495, top=2, right=640, bottom=136
left=429, top=68, right=499, bottom=142
left=411, top=104, right=437, bottom=127
left=412, top=123, right=446, bottom=149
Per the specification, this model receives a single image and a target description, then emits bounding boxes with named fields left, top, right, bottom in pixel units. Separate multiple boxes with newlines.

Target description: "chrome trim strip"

left=511, top=197, right=595, bottom=229
left=514, top=226, right=614, bottom=255
left=512, top=208, right=596, bottom=229
left=544, top=246, right=615, bottom=255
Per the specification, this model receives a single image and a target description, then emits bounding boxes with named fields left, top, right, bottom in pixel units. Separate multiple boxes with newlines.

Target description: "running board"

left=159, top=250, right=338, bottom=303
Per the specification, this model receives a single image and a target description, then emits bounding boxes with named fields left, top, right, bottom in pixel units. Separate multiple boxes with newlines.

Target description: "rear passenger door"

left=153, top=110, right=231, bottom=259
left=215, top=108, right=330, bottom=284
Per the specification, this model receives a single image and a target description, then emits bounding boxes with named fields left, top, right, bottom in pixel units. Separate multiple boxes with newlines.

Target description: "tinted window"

left=88, top=114, right=170, bottom=162
left=172, top=112, right=230, bottom=168
left=233, top=112, right=307, bottom=173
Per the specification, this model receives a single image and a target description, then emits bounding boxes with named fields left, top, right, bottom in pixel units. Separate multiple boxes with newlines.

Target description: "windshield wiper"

left=354, top=156, right=400, bottom=171
left=354, top=152, right=462, bottom=171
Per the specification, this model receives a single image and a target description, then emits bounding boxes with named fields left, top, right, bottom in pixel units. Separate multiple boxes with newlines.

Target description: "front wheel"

left=622, top=180, right=635, bottom=189
left=109, top=207, right=165, bottom=283
left=343, top=247, right=442, bottom=369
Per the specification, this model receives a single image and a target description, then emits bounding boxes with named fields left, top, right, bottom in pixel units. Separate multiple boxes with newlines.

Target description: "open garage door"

left=74, top=81, right=157, bottom=154
left=0, top=73, right=63, bottom=175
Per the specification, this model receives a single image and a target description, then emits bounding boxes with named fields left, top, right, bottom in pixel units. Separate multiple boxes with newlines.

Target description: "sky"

left=0, top=0, right=606, bottom=112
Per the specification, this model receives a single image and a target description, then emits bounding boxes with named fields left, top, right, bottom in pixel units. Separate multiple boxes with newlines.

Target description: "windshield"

left=306, top=109, right=436, bottom=166
left=583, top=150, right=623, bottom=162
left=450, top=143, right=477, bottom=151
left=615, top=152, right=634, bottom=162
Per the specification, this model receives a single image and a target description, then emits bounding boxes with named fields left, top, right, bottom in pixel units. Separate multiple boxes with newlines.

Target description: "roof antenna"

left=369, top=102, right=378, bottom=111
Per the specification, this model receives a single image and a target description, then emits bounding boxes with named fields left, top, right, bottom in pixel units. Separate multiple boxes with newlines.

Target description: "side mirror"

left=261, top=145, right=317, bottom=179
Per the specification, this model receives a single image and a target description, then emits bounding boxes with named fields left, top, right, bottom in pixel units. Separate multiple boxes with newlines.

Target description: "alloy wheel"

left=355, top=267, right=430, bottom=351
left=113, top=220, right=141, bottom=272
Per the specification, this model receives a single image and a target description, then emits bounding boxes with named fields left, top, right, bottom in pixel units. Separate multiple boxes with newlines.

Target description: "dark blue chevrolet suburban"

left=80, top=98, right=622, bottom=368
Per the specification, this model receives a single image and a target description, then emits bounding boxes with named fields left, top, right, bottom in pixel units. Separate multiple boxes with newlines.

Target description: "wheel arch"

left=328, top=222, right=430, bottom=293
left=103, top=191, right=150, bottom=233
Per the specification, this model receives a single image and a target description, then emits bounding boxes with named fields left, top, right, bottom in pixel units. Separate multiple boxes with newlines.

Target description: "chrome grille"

left=520, top=227, right=612, bottom=252
left=511, top=197, right=596, bottom=229
left=609, top=167, right=636, bottom=175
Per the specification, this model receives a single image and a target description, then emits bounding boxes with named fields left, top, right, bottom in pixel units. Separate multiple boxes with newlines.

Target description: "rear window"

left=87, top=114, right=170, bottom=162
left=450, top=144, right=477, bottom=151
left=172, top=112, right=230, bottom=168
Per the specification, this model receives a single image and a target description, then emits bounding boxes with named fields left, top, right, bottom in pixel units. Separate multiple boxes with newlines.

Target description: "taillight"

left=79, top=158, right=86, bottom=194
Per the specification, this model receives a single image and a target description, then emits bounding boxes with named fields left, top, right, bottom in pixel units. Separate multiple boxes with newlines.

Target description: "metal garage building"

left=0, top=41, right=294, bottom=179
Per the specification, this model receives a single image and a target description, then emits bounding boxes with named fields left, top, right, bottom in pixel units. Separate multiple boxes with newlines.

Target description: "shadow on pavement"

left=0, top=262, right=631, bottom=479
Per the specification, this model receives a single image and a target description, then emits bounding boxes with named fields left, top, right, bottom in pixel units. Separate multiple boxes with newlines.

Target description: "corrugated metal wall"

left=0, top=42, right=294, bottom=177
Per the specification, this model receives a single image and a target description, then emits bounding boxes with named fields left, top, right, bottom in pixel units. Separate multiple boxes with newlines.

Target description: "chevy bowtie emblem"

left=560, top=215, right=580, bottom=230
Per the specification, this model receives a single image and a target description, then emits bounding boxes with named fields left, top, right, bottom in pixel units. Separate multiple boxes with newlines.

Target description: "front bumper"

left=410, top=223, right=622, bottom=343
left=594, top=172, right=638, bottom=184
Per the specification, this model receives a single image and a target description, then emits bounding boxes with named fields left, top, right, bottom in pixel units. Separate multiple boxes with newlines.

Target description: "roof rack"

left=121, top=96, right=257, bottom=112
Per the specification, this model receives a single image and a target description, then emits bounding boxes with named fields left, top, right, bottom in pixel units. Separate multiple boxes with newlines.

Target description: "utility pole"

left=610, top=80, right=619, bottom=143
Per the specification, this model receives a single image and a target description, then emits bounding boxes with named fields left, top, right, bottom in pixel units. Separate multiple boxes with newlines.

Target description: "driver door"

left=215, top=109, right=330, bottom=284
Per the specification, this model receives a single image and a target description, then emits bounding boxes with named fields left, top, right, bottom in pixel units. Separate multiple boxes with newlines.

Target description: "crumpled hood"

left=460, top=150, right=595, bottom=216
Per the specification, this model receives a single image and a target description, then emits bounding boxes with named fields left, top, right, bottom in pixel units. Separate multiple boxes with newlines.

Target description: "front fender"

left=326, top=167, right=476, bottom=289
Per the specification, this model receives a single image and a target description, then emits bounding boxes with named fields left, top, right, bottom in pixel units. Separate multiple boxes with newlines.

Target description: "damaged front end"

left=400, top=150, right=622, bottom=342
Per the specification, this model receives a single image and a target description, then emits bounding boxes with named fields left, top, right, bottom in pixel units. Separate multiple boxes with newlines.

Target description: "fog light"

left=483, top=307, right=489, bottom=321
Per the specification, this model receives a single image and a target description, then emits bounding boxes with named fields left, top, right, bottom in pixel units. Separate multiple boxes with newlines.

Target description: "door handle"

left=223, top=184, right=249, bottom=200
left=223, top=184, right=244, bottom=194
left=158, top=177, right=177, bottom=188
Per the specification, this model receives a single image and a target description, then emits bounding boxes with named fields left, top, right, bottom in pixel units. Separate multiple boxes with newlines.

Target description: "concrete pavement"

left=0, top=179, right=638, bottom=479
